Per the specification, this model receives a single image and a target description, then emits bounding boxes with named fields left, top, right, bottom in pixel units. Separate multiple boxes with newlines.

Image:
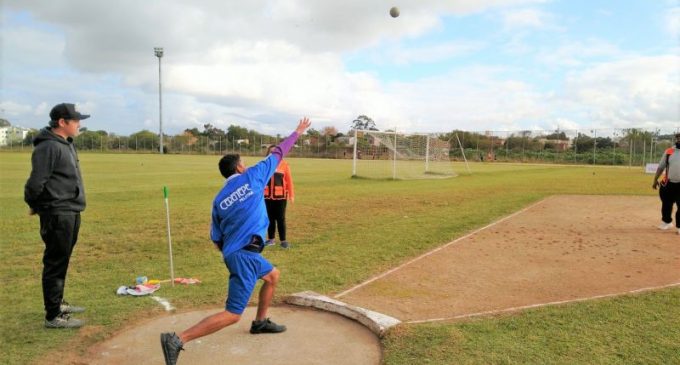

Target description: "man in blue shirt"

left=161, top=118, right=311, bottom=365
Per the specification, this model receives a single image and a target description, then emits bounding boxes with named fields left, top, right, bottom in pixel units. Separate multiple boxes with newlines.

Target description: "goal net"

left=351, top=129, right=457, bottom=179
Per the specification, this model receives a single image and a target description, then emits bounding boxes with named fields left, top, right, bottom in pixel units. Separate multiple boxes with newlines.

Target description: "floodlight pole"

left=154, top=47, right=164, bottom=154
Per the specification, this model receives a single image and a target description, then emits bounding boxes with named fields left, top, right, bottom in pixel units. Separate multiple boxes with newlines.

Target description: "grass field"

left=1, top=152, right=678, bottom=364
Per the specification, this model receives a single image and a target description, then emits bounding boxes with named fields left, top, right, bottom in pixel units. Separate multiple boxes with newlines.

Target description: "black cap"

left=49, top=103, right=90, bottom=121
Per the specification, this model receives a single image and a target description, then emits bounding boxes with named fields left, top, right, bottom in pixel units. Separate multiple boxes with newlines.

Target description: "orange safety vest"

left=264, top=159, right=294, bottom=201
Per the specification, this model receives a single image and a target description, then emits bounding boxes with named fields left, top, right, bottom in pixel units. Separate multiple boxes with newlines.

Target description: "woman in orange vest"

left=264, top=145, right=295, bottom=248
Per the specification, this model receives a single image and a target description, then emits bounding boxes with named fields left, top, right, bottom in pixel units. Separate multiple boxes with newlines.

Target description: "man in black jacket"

left=24, top=103, right=89, bottom=328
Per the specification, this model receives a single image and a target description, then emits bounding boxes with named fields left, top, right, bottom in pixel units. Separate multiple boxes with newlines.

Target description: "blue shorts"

left=224, top=249, right=274, bottom=314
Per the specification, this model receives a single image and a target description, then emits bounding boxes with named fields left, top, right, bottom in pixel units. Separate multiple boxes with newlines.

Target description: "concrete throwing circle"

left=337, top=195, right=680, bottom=322
left=86, top=306, right=381, bottom=365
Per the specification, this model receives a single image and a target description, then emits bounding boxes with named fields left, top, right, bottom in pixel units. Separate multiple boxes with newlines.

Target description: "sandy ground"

left=84, top=305, right=381, bottom=365
left=337, top=195, right=680, bottom=322
left=74, top=195, right=679, bottom=364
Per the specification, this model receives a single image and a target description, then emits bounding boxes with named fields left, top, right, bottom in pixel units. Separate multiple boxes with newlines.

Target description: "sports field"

left=1, top=152, right=679, bottom=364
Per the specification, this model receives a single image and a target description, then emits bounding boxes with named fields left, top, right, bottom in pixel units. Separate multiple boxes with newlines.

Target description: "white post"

left=593, top=129, right=596, bottom=165
left=392, top=128, right=397, bottom=180
left=352, top=129, right=358, bottom=176
left=629, top=138, right=633, bottom=167
left=455, top=133, right=471, bottom=174
left=425, top=134, right=430, bottom=173
left=163, top=186, right=175, bottom=286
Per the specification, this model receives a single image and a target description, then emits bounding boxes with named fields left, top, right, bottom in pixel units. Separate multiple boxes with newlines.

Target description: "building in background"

left=0, top=126, right=31, bottom=146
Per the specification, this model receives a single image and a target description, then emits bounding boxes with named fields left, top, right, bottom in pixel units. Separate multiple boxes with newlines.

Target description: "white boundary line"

left=151, top=296, right=175, bottom=311
left=335, top=197, right=552, bottom=299
left=406, top=281, right=680, bottom=324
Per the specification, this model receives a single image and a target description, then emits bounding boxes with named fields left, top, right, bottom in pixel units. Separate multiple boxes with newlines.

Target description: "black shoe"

left=160, top=332, right=184, bottom=365
left=250, top=318, right=287, bottom=334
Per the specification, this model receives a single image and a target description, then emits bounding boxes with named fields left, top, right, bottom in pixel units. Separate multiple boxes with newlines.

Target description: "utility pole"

left=154, top=47, right=164, bottom=154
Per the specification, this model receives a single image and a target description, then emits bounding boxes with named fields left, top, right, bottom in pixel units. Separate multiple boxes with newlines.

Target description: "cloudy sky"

left=2, top=0, right=679, bottom=136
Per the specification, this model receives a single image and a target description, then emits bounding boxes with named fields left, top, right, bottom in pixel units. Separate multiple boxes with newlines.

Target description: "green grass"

left=0, top=152, right=676, bottom=364
left=383, top=289, right=680, bottom=364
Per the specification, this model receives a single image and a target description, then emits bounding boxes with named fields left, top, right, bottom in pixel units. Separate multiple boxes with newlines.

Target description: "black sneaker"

left=60, top=300, right=85, bottom=314
left=160, top=332, right=184, bottom=365
left=250, top=318, right=287, bottom=334
left=45, top=313, right=84, bottom=329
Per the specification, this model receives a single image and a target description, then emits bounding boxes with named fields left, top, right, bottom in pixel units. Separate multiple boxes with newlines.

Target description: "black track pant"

left=659, top=182, right=680, bottom=227
left=39, top=213, right=80, bottom=320
left=265, top=199, right=287, bottom=241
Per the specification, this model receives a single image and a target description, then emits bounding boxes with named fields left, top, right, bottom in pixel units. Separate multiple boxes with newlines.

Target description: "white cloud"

left=382, top=41, right=485, bottom=66
left=665, top=6, right=680, bottom=38
left=1, top=0, right=675, bottom=136
left=563, top=55, right=680, bottom=128
left=382, top=66, right=551, bottom=132
left=536, top=39, right=623, bottom=67
left=0, top=101, right=34, bottom=119
left=501, top=8, right=550, bottom=29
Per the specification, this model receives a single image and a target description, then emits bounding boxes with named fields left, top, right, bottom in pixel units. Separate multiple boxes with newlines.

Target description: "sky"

left=1, top=0, right=679, bottom=136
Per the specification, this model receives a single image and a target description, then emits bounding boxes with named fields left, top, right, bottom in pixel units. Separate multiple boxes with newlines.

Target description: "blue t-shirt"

left=211, top=154, right=280, bottom=256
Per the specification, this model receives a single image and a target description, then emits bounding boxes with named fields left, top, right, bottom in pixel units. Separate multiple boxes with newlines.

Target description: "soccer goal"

left=351, top=129, right=458, bottom=179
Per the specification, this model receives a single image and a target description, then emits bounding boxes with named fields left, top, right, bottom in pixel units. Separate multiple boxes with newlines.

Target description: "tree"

left=227, top=125, right=249, bottom=140
left=350, top=115, right=378, bottom=131
left=202, top=123, right=226, bottom=138
left=184, top=128, right=201, bottom=137
left=0, top=119, right=10, bottom=127
left=544, top=131, right=567, bottom=140
left=595, top=137, right=614, bottom=149
left=573, top=133, right=594, bottom=152
left=23, top=129, right=38, bottom=145
left=76, top=130, right=107, bottom=150
left=129, top=130, right=159, bottom=151
left=322, top=126, right=338, bottom=137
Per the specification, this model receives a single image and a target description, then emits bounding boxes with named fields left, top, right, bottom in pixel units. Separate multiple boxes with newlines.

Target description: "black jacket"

left=24, top=128, right=86, bottom=214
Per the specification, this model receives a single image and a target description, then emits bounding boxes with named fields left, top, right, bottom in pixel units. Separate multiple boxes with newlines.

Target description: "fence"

left=448, top=127, right=677, bottom=167
left=2, top=127, right=678, bottom=167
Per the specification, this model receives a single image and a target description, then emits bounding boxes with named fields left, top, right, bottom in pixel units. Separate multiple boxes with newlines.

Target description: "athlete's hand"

left=652, top=180, right=659, bottom=190
left=28, top=208, right=36, bottom=216
left=295, top=117, right=311, bottom=135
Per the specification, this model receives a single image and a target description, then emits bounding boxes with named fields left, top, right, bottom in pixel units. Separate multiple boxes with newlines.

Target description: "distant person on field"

left=652, top=132, right=680, bottom=235
left=160, top=117, right=311, bottom=365
left=264, top=144, right=295, bottom=249
left=24, top=103, right=89, bottom=328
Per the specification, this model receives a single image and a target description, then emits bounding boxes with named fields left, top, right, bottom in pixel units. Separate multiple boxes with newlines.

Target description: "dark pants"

left=265, top=199, right=287, bottom=241
left=39, top=213, right=80, bottom=320
left=659, top=182, right=680, bottom=227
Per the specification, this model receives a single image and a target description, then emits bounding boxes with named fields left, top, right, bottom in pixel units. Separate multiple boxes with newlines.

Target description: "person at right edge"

left=264, top=144, right=295, bottom=249
left=652, top=132, right=680, bottom=235
left=160, top=117, right=311, bottom=365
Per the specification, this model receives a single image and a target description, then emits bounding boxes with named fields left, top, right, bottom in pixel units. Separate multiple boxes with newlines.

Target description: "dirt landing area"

left=338, top=195, right=680, bottom=322
left=87, top=305, right=381, bottom=365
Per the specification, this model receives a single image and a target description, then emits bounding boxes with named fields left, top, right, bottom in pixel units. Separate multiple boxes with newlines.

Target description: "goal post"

left=351, top=129, right=457, bottom=179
